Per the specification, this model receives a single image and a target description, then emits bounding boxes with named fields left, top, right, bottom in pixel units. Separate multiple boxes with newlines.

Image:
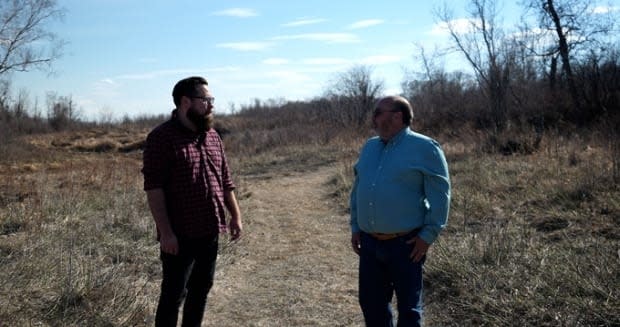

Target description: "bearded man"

left=142, top=76, right=242, bottom=327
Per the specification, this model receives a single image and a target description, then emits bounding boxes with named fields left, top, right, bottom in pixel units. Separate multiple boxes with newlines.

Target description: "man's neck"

left=176, top=110, right=198, bottom=132
left=380, top=126, right=407, bottom=143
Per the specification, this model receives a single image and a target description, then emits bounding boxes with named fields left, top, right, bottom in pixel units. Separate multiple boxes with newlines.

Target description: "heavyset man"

left=350, top=95, right=451, bottom=326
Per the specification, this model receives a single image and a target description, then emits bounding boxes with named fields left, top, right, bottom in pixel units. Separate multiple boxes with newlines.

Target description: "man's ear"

left=180, top=95, right=191, bottom=108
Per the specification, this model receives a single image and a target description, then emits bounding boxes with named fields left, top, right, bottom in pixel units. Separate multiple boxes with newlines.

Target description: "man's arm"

left=407, top=141, right=450, bottom=262
left=350, top=167, right=361, bottom=255
left=146, top=188, right=178, bottom=255
left=418, top=141, right=451, bottom=245
left=224, top=189, right=242, bottom=240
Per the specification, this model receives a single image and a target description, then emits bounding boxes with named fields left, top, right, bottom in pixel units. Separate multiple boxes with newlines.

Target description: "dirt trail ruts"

left=204, top=164, right=363, bottom=327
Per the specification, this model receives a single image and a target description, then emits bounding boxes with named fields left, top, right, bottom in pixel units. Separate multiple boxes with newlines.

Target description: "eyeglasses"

left=191, top=96, right=215, bottom=104
left=373, top=108, right=399, bottom=117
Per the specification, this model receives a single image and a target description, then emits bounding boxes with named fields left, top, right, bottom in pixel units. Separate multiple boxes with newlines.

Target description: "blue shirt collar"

left=384, top=127, right=409, bottom=145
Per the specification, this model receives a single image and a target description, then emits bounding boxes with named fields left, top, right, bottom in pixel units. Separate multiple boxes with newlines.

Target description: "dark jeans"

left=155, top=235, right=219, bottom=327
left=359, top=231, right=425, bottom=327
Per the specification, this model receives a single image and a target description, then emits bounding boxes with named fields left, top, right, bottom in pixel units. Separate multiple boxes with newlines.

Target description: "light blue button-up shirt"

left=350, top=127, right=451, bottom=244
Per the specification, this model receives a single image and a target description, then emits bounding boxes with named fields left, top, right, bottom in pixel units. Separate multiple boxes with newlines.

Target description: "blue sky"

left=9, top=0, right=618, bottom=120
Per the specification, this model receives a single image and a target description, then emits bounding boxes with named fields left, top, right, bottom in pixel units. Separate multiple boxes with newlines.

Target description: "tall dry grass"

left=0, top=149, right=160, bottom=325
left=0, top=126, right=360, bottom=326
left=331, top=129, right=619, bottom=326
left=0, top=120, right=618, bottom=326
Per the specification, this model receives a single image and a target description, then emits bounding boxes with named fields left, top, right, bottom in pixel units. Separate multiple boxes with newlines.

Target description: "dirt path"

left=204, top=163, right=363, bottom=327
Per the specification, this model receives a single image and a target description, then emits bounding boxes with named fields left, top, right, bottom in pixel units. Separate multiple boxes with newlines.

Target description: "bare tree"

left=521, top=0, right=618, bottom=120
left=325, top=65, right=384, bottom=128
left=0, top=0, right=65, bottom=76
left=436, top=0, right=517, bottom=132
left=47, top=92, right=79, bottom=130
left=402, top=45, right=477, bottom=130
left=0, top=79, right=9, bottom=109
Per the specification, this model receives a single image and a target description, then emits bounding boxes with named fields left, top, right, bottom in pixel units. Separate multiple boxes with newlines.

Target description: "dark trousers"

left=359, top=231, right=425, bottom=327
left=155, top=235, right=219, bottom=327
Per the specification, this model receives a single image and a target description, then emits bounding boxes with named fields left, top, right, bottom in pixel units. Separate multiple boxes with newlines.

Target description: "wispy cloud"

left=272, top=33, right=360, bottom=43
left=282, top=18, right=327, bottom=27
left=358, top=55, right=403, bottom=65
left=265, top=70, right=313, bottom=82
left=591, top=6, right=619, bottom=14
left=429, top=18, right=479, bottom=36
left=216, top=42, right=273, bottom=51
left=348, top=19, right=384, bottom=29
left=302, top=57, right=349, bottom=65
left=115, top=69, right=198, bottom=80
left=263, top=58, right=289, bottom=65
left=212, top=8, right=258, bottom=18
left=100, top=78, right=116, bottom=85
left=110, top=67, right=242, bottom=81
left=91, top=79, right=121, bottom=99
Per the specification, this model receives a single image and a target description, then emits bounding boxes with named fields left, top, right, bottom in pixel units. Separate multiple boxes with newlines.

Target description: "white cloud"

left=302, top=58, right=349, bottom=65
left=591, top=6, right=619, bottom=14
left=213, top=68, right=324, bottom=105
left=115, top=69, right=196, bottom=80
left=100, top=78, right=116, bottom=85
left=348, top=19, right=384, bottom=29
left=109, top=66, right=241, bottom=81
left=216, top=42, right=273, bottom=51
left=383, top=86, right=401, bottom=96
left=430, top=18, right=479, bottom=36
left=272, top=33, right=360, bottom=43
left=282, top=18, right=327, bottom=27
left=358, top=55, right=402, bottom=65
left=212, top=8, right=258, bottom=18
left=265, top=70, right=313, bottom=82
left=263, top=58, right=289, bottom=65
left=90, top=80, right=121, bottom=100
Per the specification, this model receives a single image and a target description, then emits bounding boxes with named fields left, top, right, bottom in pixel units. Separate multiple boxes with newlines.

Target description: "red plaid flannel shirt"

left=142, top=118, right=235, bottom=239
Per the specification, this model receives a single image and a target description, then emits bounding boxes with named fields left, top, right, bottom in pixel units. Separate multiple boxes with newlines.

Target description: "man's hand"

left=229, top=218, right=242, bottom=241
left=146, top=188, right=178, bottom=255
left=224, top=190, right=242, bottom=241
left=351, top=232, right=361, bottom=255
left=406, top=236, right=429, bottom=263
left=160, top=232, right=179, bottom=255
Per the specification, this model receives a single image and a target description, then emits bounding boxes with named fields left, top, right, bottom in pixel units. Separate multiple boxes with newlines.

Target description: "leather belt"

left=369, top=231, right=411, bottom=241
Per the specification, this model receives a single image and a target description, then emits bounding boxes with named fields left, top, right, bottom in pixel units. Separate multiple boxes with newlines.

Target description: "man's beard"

left=187, top=107, right=214, bottom=132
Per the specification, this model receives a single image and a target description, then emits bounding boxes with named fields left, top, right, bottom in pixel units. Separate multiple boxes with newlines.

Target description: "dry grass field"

left=0, top=125, right=618, bottom=326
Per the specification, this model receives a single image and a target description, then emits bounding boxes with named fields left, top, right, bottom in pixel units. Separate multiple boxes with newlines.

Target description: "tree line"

left=1, top=0, right=618, bottom=155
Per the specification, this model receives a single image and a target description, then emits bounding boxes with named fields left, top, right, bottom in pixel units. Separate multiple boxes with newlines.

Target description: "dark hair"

left=391, top=96, right=414, bottom=125
left=172, top=76, right=208, bottom=106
